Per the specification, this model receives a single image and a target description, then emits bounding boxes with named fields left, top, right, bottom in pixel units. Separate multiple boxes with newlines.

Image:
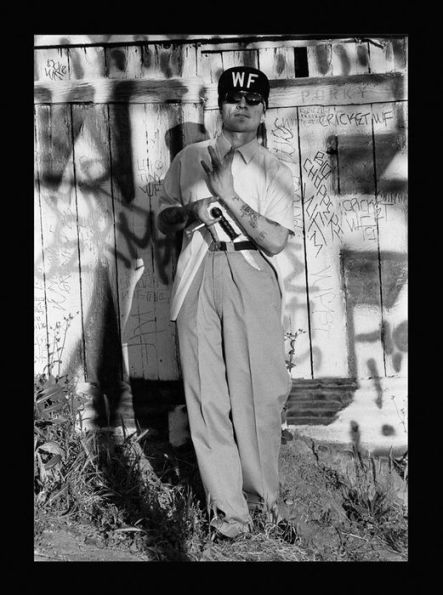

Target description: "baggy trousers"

left=176, top=248, right=292, bottom=527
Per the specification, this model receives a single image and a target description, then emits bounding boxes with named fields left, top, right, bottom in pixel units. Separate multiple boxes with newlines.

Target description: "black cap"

left=217, top=66, right=270, bottom=108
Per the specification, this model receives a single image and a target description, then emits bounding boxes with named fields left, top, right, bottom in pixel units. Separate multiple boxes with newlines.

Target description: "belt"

left=209, top=241, right=257, bottom=252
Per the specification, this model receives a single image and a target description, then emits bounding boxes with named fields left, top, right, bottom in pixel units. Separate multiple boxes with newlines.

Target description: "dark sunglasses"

left=224, top=91, right=264, bottom=106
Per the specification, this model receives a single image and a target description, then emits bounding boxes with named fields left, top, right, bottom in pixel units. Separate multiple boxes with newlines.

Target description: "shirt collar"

left=215, top=132, right=260, bottom=164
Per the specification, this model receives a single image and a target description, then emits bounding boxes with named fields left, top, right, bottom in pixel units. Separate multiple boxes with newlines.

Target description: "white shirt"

left=158, top=133, right=295, bottom=321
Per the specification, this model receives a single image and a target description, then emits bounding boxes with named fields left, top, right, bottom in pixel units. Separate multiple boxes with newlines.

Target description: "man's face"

left=220, top=91, right=266, bottom=134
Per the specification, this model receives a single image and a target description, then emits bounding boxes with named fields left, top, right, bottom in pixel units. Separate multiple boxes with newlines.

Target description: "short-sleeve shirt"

left=158, top=132, right=295, bottom=321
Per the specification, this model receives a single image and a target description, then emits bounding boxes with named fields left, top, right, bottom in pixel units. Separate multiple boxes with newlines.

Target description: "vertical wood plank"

left=258, top=47, right=295, bottom=79
left=298, top=105, right=348, bottom=377
left=178, top=43, right=198, bottom=78
left=199, top=51, right=224, bottom=84
left=373, top=101, right=408, bottom=377
left=334, top=104, right=385, bottom=379
left=34, top=47, right=70, bottom=82
left=306, top=43, right=333, bottom=77
left=110, top=103, right=152, bottom=380
left=68, top=46, right=106, bottom=79
left=34, top=113, right=49, bottom=374
left=143, top=103, right=182, bottom=380
left=34, top=104, right=85, bottom=379
left=106, top=45, right=143, bottom=79
left=203, top=109, right=222, bottom=139
left=221, top=49, right=258, bottom=70
left=265, top=107, right=312, bottom=378
left=392, top=38, right=407, bottom=72
left=180, top=101, right=211, bottom=146
left=331, top=42, right=370, bottom=76
left=71, top=104, right=121, bottom=391
left=368, top=39, right=394, bottom=73
left=141, top=43, right=197, bottom=79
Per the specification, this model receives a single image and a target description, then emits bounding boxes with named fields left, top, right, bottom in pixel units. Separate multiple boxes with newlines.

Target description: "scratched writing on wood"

left=137, top=158, right=164, bottom=198
left=268, top=116, right=303, bottom=235
left=309, top=264, right=336, bottom=336
left=44, top=59, right=68, bottom=81
left=341, top=197, right=385, bottom=242
left=303, top=150, right=343, bottom=256
left=300, top=106, right=394, bottom=128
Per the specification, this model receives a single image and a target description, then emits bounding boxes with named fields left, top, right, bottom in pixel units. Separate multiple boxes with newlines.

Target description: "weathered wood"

left=143, top=103, right=181, bottom=380
left=265, top=106, right=312, bottom=379
left=34, top=77, right=205, bottom=104
left=199, top=51, right=224, bottom=84
left=141, top=44, right=198, bottom=79
left=373, top=101, right=408, bottom=378
left=34, top=104, right=85, bottom=379
left=266, top=73, right=406, bottom=109
left=36, top=34, right=358, bottom=48
left=34, top=115, right=49, bottom=374
left=106, top=45, right=144, bottom=79
left=34, top=47, right=70, bottom=82
left=331, top=41, right=370, bottom=76
left=297, top=105, right=349, bottom=377
left=109, top=103, right=151, bottom=380
left=71, top=104, right=121, bottom=390
left=221, top=49, right=259, bottom=70
left=335, top=103, right=385, bottom=379
left=202, top=73, right=407, bottom=109
left=34, top=72, right=407, bottom=108
left=307, top=44, right=333, bottom=77
left=258, top=46, right=295, bottom=79
left=369, top=39, right=394, bottom=73
left=68, top=46, right=106, bottom=79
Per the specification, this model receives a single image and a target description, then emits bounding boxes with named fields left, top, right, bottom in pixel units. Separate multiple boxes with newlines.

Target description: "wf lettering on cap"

left=218, top=66, right=270, bottom=108
left=231, top=71, right=259, bottom=88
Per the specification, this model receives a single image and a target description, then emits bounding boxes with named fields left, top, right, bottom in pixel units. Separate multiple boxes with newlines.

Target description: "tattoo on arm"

left=240, top=204, right=259, bottom=228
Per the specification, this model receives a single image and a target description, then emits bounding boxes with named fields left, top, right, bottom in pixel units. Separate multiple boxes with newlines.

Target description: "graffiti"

left=268, top=117, right=304, bottom=234
left=269, top=117, right=297, bottom=163
left=44, top=59, right=68, bottom=81
left=341, top=249, right=408, bottom=381
left=318, top=109, right=394, bottom=128
left=303, top=151, right=344, bottom=256
left=341, top=197, right=385, bottom=241
left=300, top=106, right=395, bottom=128
left=309, top=264, right=337, bottom=335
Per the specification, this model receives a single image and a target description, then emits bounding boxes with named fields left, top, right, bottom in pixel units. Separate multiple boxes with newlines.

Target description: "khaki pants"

left=176, top=248, right=291, bottom=529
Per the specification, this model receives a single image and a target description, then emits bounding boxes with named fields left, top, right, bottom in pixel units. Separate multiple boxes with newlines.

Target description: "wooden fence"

left=34, top=35, right=407, bottom=444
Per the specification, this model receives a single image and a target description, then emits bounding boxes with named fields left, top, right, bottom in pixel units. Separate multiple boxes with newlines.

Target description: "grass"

left=34, top=371, right=408, bottom=562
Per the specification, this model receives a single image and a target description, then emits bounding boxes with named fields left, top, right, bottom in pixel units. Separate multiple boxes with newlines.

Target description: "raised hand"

left=201, top=146, right=236, bottom=199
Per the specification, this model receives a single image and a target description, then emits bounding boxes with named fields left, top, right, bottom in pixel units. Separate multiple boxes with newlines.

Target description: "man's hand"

left=187, top=196, right=221, bottom=241
left=201, top=146, right=235, bottom=200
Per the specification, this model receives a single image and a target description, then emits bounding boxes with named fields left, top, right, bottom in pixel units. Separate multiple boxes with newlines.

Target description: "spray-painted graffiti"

left=341, top=248, right=408, bottom=394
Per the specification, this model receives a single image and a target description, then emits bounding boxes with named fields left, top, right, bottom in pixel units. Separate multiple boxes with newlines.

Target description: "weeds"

left=339, top=445, right=408, bottom=554
left=35, top=320, right=407, bottom=562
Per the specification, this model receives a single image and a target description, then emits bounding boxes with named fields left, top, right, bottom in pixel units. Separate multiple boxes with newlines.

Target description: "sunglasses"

left=224, top=91, right=264, bottom=106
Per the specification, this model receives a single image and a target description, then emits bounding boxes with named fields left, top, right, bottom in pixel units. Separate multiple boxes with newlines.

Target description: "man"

left=157, top=66, right=295, bottom=539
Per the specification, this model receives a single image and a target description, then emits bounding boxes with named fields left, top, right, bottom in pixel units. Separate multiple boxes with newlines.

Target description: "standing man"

left=158, top=66, right=295, bottom=539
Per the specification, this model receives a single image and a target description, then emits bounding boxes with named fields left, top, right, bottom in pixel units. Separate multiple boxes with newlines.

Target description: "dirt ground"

left=34, top=433, right=407, bottom=562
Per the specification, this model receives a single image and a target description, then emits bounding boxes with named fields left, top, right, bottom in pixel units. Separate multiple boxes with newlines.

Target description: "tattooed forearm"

left=240, top=204, right=259, bottom=228
left=220, top=193, right=289, bottom=255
